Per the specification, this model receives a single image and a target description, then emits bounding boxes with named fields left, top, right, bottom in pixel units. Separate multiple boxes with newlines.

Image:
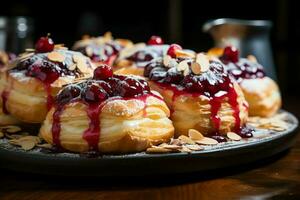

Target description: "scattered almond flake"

left=0, top=131, right=3, bottom=138
left=247, top=113, right=289, bottom=132
left=37, top=143, right=53, bottom=149
left=9, top=135, right=40, bottom=151
left=77, top=61, right=90, bottom=74
left=188, top=129, right=204, bottom=141
left=180, top=145, right=192, bottom=153
left=4, top=125, right=21, bottom=133
left=47, top=51, right=65, bottom=63
left=85, top=47, right=93, bottom=57
left=175, top=49, right=195, bottom=58
left=163, top=55, right=171, bottom=66
left=247, top=55, right=257, bottom=63
left=68, top=64, right=77, bottom=71
left=185, top=144, right=203, bottom=151
left=19, top=52, right=34, bottom=61
left=54, top=44, right=65, bottom=48
left=227, top=132, right=242, bottom=141
left=159, top=143, right=182, bottom=150
left=25, top=48, right=35, bottom=52
left=178, top=135, right=196, bottom=145
left=196, top=137, right=218, bottom=145
left=170, top=138, right=181, bottom=146
left=103, top=32, right=112, bottom=40
left=146, top=146, right=172, bottom=154
left=196, top=53, right=209, bottom=72
left=20, top=140, right=36, bottom=151
left=183, top=67, right=190, bottom=76
left=177, top=60, right=189, bottom=71
left=191, top=62, right=202, bottom=74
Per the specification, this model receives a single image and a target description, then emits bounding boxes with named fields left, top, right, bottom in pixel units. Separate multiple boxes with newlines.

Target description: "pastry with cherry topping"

left=72, top=32, right=133, bottom=66
left=40, top=65, right=174, bottom=153
left=208, top=46, right=281, bottom=117
left=144, top=47, right=248, bottom=137
left=0, top=36, right=96, bottom=123
left=0, top=51, right=20, bottom=125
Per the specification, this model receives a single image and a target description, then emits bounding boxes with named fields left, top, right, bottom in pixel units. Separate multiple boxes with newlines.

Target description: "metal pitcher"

left=203, top=18, right=276, bottom=80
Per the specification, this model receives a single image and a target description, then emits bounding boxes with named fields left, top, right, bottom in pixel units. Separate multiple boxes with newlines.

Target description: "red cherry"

left=35, top=36, right=54, bottom=53
left=223, top=46, right=239, bottom=63
left=93, top=64, right=113, bottom=80
left=167, top=44, right=182, bottom=58
left=147, top=36, right=164, bottom=45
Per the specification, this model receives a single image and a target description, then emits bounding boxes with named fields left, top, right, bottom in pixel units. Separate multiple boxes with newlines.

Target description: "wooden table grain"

left=0, top=98, right=299, bottom=200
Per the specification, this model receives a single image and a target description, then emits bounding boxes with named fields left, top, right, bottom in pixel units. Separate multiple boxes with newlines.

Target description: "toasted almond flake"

left=85, top=47, right=93, bottom=57
left=0, top=131, right=3, bottom=138
left=196, top=137, right=218, bottom=145
left=37, top=143, right=53, bottom=149
left=104, top=32, right=112, bottom=40
left=47, top=51, right=65, bottom=63
left=68, top=64, right=77, bottom=71
left=4, top=126, right=21, bottom=133
left=177, top=60, right=189, bottom=71
left=19, top=52, right=34, bottom=61
left=163, top=55, right=171, bottom=66
left=54, top=44, right=65, bottom=48
left=180, top=145, right=192, bottom=153
left=191, top=62, right=201, bottom=74
left=247, top=55, right=257, bottom=63
left=188, top=129, right=204, bottom=141
left=77, top=61, right=89, bottom=74
left=227, top=132, right=242, bottom=141
left=175, top=50, right=195, bottom=58
left=146, top=147, right=172, bottom=154
left=178, top=135, right=196, bottom=145
left=170, top=138, right=181, bottom=146
left=25, top=48, right=35, bottom=52
left=159, top=143, right=182, bottom=150
left=185, top=144, right=203, bottom=151
left=196, top=53, right=209, bottom=72
left=20, top=140, right=36, bottom=151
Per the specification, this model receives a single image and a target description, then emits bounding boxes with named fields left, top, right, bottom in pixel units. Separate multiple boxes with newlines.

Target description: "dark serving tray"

left=0, top=110, right=298, bottom=177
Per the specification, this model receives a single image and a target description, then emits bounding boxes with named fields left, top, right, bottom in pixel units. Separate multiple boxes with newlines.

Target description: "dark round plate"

left=0, top=110, right=298, bottom=177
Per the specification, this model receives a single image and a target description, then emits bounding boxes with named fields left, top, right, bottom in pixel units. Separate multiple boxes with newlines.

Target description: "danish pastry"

left=72, top=32, right=133, bottom=66
left=144, top=46, right=249, bottom=138
left=208, top=46, right=281, bottom=117
left=0, top=36, right=95, bottom=123
left=40, top=64, right=174, bottom=153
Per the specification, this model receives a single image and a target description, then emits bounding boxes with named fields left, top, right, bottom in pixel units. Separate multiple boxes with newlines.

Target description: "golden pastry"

left=40, top=64, right=174, bottom=153
left=0, top=51, right=20, bottom=125
left=0, top=36, right=95, bottom=123
left=208, top=46, right=281, bottom=117
left=72, top=32, right=133, bottom=66
left=143, top=46, right=249, bottom=138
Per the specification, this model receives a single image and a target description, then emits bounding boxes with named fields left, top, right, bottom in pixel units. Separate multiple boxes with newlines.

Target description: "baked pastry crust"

left=0, top=49, right=95, bottom=123
left=40, top=95, right=174, bottom=153
left=149, top=82, right=248, bottom=136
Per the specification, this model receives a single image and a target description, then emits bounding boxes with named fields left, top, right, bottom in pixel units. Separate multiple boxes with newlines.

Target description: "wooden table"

left=0, top=98, right=299, bottom=200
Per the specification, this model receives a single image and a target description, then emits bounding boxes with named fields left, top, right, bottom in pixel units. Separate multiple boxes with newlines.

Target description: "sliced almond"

left=247, top=55, right=257, bottom=63
left=227, top=132, right=242, bottom=141
left=103, top=31, right=112, bottom=40
left=25, top=48, right=35, bottom=52
left=185, top=144, right=203, bottom=151
left=4, top=125, right=21, bottom=133
left=196, top=53, right=209, bottom=72
left=19, top=52, right=34, bottom=61
left=180, top=145, right=192, bottom=153
left=178, top=135, right=195, bottom=145
left=183, top=67, right=190, bottom=76
left=47, top=51, right=65, bottom=63
left=68, top=64, right=77, bottom=71
left=163, top=55, right=172, bottom=66
left=175, top=50, right=195, bottom=58
left=146, top=146, right=172, bottom=154
left=177, top=60, right=189, bottom=71
left=37, top=143, right=53, bottom=149
left=20, top=140, right=36, bottom=151
left=170, top=138, right=181, bottom=146
left=196, top=137, right=218, bottom=145
left=191, top=62, right=201, bottom=74
left=159, top=143, right=182, bottom=150
left=188, top=129, right=204, bottom=141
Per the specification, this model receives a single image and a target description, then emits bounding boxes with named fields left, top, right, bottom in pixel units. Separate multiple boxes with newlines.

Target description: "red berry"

left=223, top=46, right=239, bottom=63
left=147, top=36, right=164, bottom=45
left=93, top=64, right=113, bottom=80
left=35, top=36, right=54, bottom=53
left=167, top=44, right=182, bottom=58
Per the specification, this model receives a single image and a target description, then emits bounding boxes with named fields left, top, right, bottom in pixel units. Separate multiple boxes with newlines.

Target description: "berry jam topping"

left=144, top=57, right=244, bottom=136
left=221, top=46, right=239, bottom=63
left=93, top=64, right=113, bottom=80
left=52, top=74, right=153, bottom=151
left=35, top=36, right=55, bottom=53
left=147, top=36, right=164, bottom=45
left=219, top=46, right=265, bottom=82
left=167, top=44, right=182, bottom=58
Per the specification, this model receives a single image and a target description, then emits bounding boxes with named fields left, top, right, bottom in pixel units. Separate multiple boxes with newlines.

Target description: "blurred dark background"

left=0, top=0, right=299, bottom=99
